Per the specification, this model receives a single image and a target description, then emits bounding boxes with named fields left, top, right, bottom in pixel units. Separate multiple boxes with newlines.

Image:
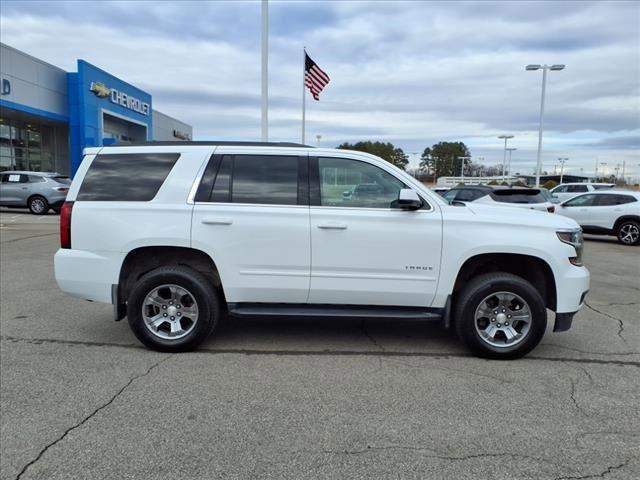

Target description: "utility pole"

left=558, top=157, right=568, bottom=184
left=498, top=135, right=514, bottom=182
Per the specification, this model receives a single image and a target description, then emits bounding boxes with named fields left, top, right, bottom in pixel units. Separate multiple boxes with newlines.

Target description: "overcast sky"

left=1, top=0, right=638, bottom=177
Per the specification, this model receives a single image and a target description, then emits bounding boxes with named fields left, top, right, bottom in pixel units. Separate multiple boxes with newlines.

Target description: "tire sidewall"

left=127, top=267, right=218, bottom=352
left=456, top=275, right=547, bottom=359
left=28, top=196, right=49, bottom=215
left=617, top=221, right=640, bottom=246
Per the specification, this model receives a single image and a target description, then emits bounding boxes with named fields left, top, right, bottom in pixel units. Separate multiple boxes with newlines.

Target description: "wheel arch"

left=451, top=253, right=557, bottom=312
left=613, top=215, right=640, bottom=232
left=116, top=246, right=225, bottom=320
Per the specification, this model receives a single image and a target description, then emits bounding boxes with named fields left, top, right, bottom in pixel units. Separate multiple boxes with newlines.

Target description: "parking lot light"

left=498, top=135, right=514, bottom=182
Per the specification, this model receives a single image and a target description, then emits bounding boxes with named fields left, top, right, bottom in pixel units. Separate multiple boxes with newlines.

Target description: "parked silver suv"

left=0, top=171, right=70, bottom=214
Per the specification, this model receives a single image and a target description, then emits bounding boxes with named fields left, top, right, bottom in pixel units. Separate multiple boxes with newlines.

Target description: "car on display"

left=443, top=185, right=556, bottom=212
left=555, top=190, right=640, bottom=245
left=550, top=182, right=615, bottom=202
left=0, top=171, right=70, bottom=214
left=54, top=142, right=590, bottom=359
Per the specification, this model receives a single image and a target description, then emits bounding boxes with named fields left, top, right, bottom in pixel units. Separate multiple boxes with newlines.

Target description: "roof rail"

left=109, top=141, right=314, bottom=148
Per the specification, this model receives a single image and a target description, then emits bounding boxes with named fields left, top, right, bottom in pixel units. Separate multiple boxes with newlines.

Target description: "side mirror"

left=396, top=188, right=422, bottom=210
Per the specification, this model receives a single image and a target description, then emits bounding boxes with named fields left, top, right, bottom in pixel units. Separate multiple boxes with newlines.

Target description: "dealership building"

left=0, top=43, right=192, bottom=176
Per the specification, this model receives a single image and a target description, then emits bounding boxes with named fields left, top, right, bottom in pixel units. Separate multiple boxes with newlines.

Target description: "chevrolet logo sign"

left=89, top=82, right=110, bottom=98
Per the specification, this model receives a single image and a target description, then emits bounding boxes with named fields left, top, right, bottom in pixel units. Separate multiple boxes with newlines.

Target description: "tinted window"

left=593, top=184, right=614, bottom=190
left=231, top=155, right=298, bottom=205
left=491, top=190, right=546, bottom=204
left=595, top=194, right=637, bottom=206
left=567, top=185, right=588, bottom=193
left=318, top=157, right=404, bottom=208
left=456, top=189, right=486, bottom=202
left=51, top=176, right=71, bottom=185
left=211, top=155, right=232, bottom=203
left=77, top=153, right=180, bottom=201
left=442, top=190, right=458, bottom=202
left=564, top=194, right=597, bottom=207
left=553, top=185, right=568, bottom=193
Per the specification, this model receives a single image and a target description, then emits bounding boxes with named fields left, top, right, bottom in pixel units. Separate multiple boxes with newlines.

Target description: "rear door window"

left=595, top=194, right=637, bottom=206
left=567, top=185, right=588, bottom=193
left=564, top=194, right=597, bottom=207
left=232, top=155, right=299, bottom=205
left=77, top=153, right=180, bottom=201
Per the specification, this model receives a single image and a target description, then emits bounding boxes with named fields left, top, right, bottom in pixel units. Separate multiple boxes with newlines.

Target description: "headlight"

left=557, top=229, right=584, bottom=266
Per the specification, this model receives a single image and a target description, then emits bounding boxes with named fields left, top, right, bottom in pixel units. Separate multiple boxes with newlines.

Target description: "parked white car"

left=555, top=190, right=640, bottom=245
left=444, top=186, right=556, bottom=213
left=54, top=142, right=590, bottom=359
left=550, top=183, right=615, bottom=202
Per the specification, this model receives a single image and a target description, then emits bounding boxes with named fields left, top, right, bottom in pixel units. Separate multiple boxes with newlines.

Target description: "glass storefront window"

left=0, top=116, right=58, bottom=172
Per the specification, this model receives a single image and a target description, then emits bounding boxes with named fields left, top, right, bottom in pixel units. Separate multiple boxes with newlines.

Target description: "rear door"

left=308, top=154, right=442, bottom=307
left=593, top=194, right=638, bottom=229
left=191, top=150, right=311, bottom=304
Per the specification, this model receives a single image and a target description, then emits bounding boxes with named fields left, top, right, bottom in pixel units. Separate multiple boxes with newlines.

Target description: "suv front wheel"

left=454, top=273, right=547, bottom=359
left=127, top=266, right=220, bottom=352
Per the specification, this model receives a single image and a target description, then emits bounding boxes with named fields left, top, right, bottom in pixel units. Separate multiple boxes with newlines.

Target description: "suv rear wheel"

left=28, top=195, right=49, bottom=215
left=616, top=220, right=640, bottom=246
left=127, top=266, right=220, bottom=352
left=454, top=273, right=547, bottom=359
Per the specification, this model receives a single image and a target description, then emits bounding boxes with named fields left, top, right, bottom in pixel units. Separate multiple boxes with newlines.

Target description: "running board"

left=227, top=303, right=444, bottom=321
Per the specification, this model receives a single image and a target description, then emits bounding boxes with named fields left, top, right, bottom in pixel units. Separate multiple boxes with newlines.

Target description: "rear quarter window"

left=77, top=153, right=180, bottom=201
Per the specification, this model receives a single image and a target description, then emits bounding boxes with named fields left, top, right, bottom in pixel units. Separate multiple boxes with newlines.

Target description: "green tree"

left=419, top=142, right=471, bottom=177
left=337, top=141, right=409, bottom=170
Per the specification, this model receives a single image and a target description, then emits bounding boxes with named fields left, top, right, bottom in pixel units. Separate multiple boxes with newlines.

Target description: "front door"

left=308, top=155, right=442, bottom=307
left=191, top=152, right=311, bottom=304
left=559, top=193, right=598, bottom=226
left=0, top=174, right=26, bottom=205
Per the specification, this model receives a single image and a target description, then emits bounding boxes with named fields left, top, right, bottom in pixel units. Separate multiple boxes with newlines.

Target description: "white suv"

left=550, top=183, right=615, bottom=202
left=54, top=142, right=590, bottom=359
left=556, top=190, right=640, bottom=245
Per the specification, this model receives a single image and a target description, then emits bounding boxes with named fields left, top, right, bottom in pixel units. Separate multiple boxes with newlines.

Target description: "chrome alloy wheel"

left=619, top=223, right=639, bottom=245
left=474, top=291, right=532, bottom=348
left=142, top=284, right=199, bottom=340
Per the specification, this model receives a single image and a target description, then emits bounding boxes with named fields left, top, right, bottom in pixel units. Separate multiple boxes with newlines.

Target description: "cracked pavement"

left=1, top=211, right=639, bottom=479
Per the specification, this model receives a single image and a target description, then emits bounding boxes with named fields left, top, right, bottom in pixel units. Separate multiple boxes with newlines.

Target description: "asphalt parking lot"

left=1, top=209, right=638, bottom=480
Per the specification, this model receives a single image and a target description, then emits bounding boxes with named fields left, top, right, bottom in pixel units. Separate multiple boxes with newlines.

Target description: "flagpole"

left=301, top=47, right=306, bottom=144
left=261, top=0, right=268, bottom=141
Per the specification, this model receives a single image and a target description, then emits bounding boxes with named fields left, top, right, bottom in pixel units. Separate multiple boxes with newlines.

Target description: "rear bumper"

left=54, top=248, right=124, bottom=303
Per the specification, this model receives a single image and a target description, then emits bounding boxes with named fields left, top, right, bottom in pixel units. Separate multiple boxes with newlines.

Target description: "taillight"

left=60, top=201, right=74, bottom=249
left=547, top=205, right=555, bottom=213
left=52, top=187, right=69, bottom=193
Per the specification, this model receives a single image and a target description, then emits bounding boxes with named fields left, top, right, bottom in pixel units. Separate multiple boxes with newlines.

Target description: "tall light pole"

left=261, top=0, right=269, bottom=141
left=526, top=63, right=565, bottom=187
left=558, top=157, right=568, bottom=184
left=458, top=156, right=471, bottom=182
left=316, top=134, right=322, bottom=146
left=506, top=148, right=517, bottom=179
left=600, top=162, right=608, bottom=180
left=498, top=135, right=514, bottom=182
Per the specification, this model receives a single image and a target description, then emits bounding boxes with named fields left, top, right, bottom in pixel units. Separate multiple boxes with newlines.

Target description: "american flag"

left=304, top=52, right=330, bottom=101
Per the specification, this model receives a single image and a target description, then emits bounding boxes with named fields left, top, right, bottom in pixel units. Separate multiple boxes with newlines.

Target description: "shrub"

left=543, top=180, right=557, bottom=189
left=487, top=180, right=499, bottom=186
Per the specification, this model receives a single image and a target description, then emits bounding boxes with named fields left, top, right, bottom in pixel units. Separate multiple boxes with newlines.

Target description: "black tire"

left=454, top=273, right=547, bottom=360
left=127, top=266, right=220, bottom=352
left=616, top=220, right=640, bottom=246
left=28, top=195, right=49, bottom=215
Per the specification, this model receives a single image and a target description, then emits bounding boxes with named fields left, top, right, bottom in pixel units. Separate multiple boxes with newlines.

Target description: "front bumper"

left=553, top=262, right=590, bottom=332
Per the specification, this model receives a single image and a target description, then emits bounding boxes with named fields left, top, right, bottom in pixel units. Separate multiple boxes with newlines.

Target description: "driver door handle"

left=201, top=217, right=233, bottom=225
left=317, top=222, right=348, bottom=230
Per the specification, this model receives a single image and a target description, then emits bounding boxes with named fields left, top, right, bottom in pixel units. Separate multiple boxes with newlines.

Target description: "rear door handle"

left=201, top=217, right=233, bottom=225
left=317, top=222, right=348, bottom=230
